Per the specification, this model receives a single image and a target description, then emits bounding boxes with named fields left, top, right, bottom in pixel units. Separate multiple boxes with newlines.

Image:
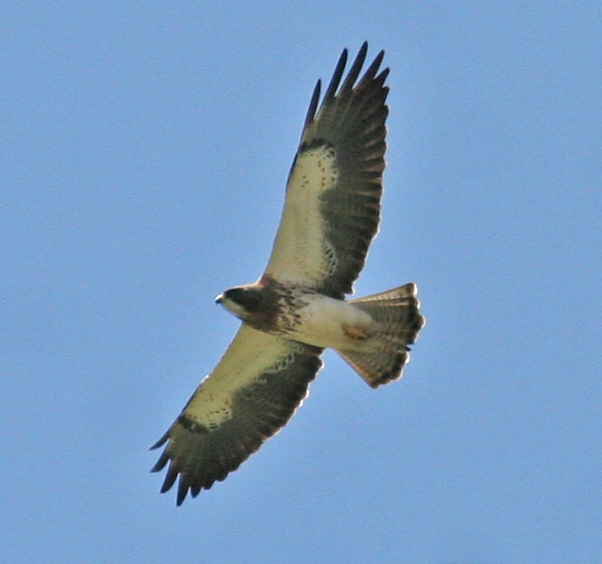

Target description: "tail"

left=337, top=283, right=425, bottom=388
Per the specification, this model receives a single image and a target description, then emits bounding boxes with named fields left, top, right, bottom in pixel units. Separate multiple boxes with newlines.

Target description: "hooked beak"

left=215, top=293, right=224, bottom=305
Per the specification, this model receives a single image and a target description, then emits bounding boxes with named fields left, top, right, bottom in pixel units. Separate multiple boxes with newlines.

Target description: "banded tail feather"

left=337, top=283, right=424, bottom=388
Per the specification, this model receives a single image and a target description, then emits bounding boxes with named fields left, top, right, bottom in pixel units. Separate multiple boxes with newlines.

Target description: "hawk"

left=151, top=42, right=425, bottom=505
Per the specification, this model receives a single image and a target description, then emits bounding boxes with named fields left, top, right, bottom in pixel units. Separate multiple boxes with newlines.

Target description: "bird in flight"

left=151, top=42, right=425, bottom=505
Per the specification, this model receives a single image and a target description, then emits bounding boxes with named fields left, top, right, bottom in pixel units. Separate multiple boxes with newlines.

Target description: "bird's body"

left=151, top=43, right=425, bottom=505
left=218, top=279, right=374, bottom=350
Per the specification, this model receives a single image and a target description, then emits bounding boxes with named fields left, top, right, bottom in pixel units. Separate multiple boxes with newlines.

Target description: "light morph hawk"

left=151, top=42, right=424, bottom=505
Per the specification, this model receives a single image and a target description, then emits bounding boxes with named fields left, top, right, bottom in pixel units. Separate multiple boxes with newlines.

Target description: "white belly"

left=285, top=294, right=374, bottom=350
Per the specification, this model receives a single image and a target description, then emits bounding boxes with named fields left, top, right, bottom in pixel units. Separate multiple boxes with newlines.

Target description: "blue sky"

left=1, top=2, right=601, bottom=563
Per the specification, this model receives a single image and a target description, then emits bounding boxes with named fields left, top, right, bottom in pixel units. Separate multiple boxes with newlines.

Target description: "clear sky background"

left=1, top=2, right=601, bottom=564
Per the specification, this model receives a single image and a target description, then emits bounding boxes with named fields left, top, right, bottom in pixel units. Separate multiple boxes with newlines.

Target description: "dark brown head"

left=215, top=283, right=278, bottom=329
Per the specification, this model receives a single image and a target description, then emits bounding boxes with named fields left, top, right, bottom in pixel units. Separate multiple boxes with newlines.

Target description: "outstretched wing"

left=264, top=42, right=389, bottom=299
left=151, top=325, right=323, bottom=505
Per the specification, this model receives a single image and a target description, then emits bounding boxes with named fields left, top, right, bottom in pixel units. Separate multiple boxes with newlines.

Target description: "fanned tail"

left=337, top=283, right=424, bottom=388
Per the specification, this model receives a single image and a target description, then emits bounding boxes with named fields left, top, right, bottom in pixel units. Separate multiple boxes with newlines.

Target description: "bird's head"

left=215, top=285, right=265, bottom=322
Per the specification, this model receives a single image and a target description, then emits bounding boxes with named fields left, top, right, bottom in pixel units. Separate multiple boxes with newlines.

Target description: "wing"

left=264, top=42, right=389, bottom=299
left=151, top=324, right=323, bottom=505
